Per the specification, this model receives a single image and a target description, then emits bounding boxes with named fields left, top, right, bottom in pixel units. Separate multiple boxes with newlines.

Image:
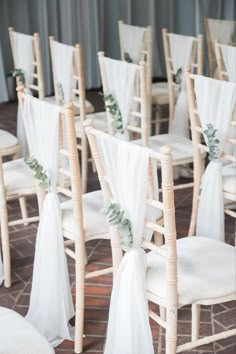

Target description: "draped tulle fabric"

left=208, top=19, right=235, bottom=46
left=104, top=57, right=138, bottom=138
left=194, top=76, right=235, bottom=241
left=13, top=31, right=34, bottom=157
left=121, top=24, right=146, bottom=64
left=50, top=41, right=75, bottom=103
left=22, top=95, right=74, bottom=346
left=97, top=133, right=159, bottom=354
left=169, top=33, right=194, bottom=138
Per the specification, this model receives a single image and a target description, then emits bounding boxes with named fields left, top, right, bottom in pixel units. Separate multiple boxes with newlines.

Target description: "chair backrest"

left=98, top=51, right=149, bottom=145
left=162, top=28, right=203, bottom=131
left=85, top=123, right=177, bottom=309
left=9, top=27, right=44, bottom=99
left=118, top=20, right=152, bottom=91
left=204, top=17, right=236, bottom=78
left=215, top=40, right=236, bottom=83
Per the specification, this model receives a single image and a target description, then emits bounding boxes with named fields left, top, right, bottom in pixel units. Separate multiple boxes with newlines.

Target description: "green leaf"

left=124, top=52, right=133, bottom=63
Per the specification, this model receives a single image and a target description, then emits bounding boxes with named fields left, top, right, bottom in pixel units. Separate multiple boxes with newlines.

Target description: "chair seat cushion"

left=0, top=307, right=54, bottom=354
left=134, top=134, right=193, bottom=163
left=147, top=236, right=236, bottom=305
left=61, top=190, right=109, bottom=240
left=75, top=112, right=108, bottom=137
left=151, top=82, right=179, bottom=105
left=0, top=130, right=18, bottom=150
left=3, top=159, right=36, bottom=197
left=44, top=96, right=94, bottom=114
left=223, top=175, right=236, bottom=200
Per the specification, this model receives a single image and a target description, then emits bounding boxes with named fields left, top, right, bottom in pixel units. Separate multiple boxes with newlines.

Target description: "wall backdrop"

left=0, top=0, right=235, bottom=102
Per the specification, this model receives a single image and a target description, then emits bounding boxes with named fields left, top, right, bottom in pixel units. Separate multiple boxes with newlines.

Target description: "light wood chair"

left=118, top=20, right=170, bottom=135
left=85, top=125, right=236, bottom=354
left=215, top=40, right=236, bottom=82
left=98, top=52, right=195, bottom=191
left=186, top=71, right=236, bottom=237
left=17, top=88, right=120, bottom=354
left=48, top=36, right=94, bottom=115
left=162, top=28, right=203, bottom=133
left=9, top=27, right=45, bottom=99
left=204, top=17, right=236, bottom=78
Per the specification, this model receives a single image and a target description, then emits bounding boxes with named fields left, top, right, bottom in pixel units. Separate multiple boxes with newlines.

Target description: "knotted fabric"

left=50, top=41, right=75, bottom=103
left=97, top=132, right=159, bottom=354
left=194, top=76, right=235, bottom=241
left=169, top=33, right=194, bottom=138
left=22, top=95, right=74, bottom=346
left=104, top=57, right=138, bottom=139
left=121, top=23, right=146, bottom=64
left=12, top=31, right=34, bottom=157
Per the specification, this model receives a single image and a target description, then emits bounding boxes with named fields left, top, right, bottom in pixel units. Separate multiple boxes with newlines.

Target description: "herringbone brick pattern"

left=0, top=95, right=235, bottom=354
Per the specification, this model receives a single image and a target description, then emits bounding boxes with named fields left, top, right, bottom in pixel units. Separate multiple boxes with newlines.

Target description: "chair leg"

left=191, top=304, right=200, bottom=341
left=81, top=139, right=88, bottom=194
left=0, top=204, right=11, bottom=288
left=74, top=258, right=85, bottom=354
left=154, top=105, right=162, bottom=135
left=166, top=306, right=177, bottom=354
left=19, top=197, right=28, bottom=226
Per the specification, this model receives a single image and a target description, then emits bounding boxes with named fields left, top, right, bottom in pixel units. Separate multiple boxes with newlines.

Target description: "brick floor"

left=0, top=95, right=235, bottom=353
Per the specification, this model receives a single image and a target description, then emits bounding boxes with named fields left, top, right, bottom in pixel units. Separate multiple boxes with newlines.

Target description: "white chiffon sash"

left=194, top=76, right=236, bottom=241
left=13, top=32, right=34, bottom=157
left=97, top=133, right=159, bottom=354
left=208, top=19, right=235, bottom=46
left=104, top=57, right=137, bottom=137
left=221, top=44, right=236, bottom=83
left=22, top=95, right=74, bottom=346
left=169, top=33, right=194, bottom=138
left=51, top=41, right=75, bottom=103
left=121, top=23, right=146, bottom=64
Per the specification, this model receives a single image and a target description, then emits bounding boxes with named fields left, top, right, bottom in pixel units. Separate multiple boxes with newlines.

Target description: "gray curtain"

left=0, top=0, right=235, bottom=102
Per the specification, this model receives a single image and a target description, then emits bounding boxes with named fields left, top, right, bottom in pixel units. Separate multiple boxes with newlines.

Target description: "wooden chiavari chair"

left=17, top=88, right=118, bottom=354
left=204, top=17, right=236, bottom=78
left=186, top=71, right=236, bottom=237
left=86, top=125, right=236, bottom=354
left=215, top=40, right=236, bottom=82
left=162, top=28, right=203, bottom=133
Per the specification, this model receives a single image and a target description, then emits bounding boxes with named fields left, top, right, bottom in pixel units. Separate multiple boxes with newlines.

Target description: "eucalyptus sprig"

left=103, top=94, right=124, bottom=134
left=124, top=52, right=133, bottom=63
left=203, top=123, right=220, bottom=161
left=24, top=156, right=50, bottom=189
left=102, top=202, right=133, bottom=252
left=56, top=82, right=64, bottom=104
left=11, top=68, right=25, bottom=86
left=174, top=68, right=182, bottom=88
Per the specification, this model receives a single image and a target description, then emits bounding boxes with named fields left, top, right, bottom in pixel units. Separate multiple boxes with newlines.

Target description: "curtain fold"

left=0, top=0, right=235, bottom=98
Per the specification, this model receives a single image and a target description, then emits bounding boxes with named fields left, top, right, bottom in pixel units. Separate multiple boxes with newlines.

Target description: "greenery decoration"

left=56, top=82, right=64, bottom=104
left=103, top=94, right=124, bottom=134
left=174, top=68, right=182, bottom=87
left=102, top=202, right=133, bottom=252
left=124, top=52, right=133, bottom=63
left=24, top=156, right=50, bottom=189
left=203, top=123, right=220, bottom=161
left=11, top=68, right=25, bottom=86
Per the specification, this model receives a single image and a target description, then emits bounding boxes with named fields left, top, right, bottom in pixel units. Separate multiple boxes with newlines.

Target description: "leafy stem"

left=174, top=68, right=182, bottom=88
left=103, top=94, right=124, bottom=134
left=24, top=156, right=50, bottom=189
left=56, top=82, right=64, bottom=104
left=102, top=201, right=133, bottom=252
left=203, top=123, right=220, bottom=161
left=124, top=52, right=133, bottom=63
left=11, top=68, right=25, bottom=86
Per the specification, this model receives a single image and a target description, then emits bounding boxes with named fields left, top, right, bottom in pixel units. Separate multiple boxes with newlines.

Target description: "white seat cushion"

left=151, top=82, right=179, bottom=105
left=61, top=190, right=109, bottom=240
left=0, top=130, right=18, bottom=150
left=134, top=134, right=193, bottom=163
left=75, top=112, right=108, bottom=138
left=223, top=176, right=236, bottom=200
left=3, top=159, right=36, bottom=197
left=44, top=96, right=94, bottom=114
left=147, top=236, right=236, bottom=305
left=0, top=307, right=54, bottom=354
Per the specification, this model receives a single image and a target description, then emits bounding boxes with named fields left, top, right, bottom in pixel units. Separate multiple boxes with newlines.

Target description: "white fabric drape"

left=50, top=41, right=75, bottom=103
left=12, top=31, right=34, bottom=157
left=221, top=44, right=236, bottom=83
left=194, top=76, right=235, bottom=241
left=104, top=57, right=138, bottom=137
left=97, top=133, right=159, bottom=354
left=0, top=252, right=3, bottom=286
left=22, top=95, right=74, bottom=346
left=208, top=19, right=235, bottom=46
left=169, top=33, right=194, bottom=138
left=120, top=23, right=146, bottom=64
